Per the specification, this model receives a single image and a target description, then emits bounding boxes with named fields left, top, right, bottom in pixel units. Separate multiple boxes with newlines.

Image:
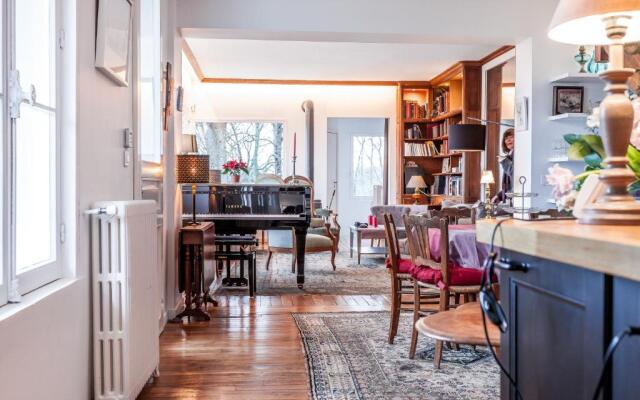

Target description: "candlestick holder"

left=291, top=155, right=299, bottom=184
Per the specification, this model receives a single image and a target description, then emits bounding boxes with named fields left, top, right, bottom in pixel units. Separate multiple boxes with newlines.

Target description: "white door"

left=333, top=118, right=386, bottom=241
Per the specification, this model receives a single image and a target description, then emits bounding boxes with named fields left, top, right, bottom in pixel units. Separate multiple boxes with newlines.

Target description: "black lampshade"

left=176, top=154, right=210, bottom=184
left=449, top=124, right=486, bottom=152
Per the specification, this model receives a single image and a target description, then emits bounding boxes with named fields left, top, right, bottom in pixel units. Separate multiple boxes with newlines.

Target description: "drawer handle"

left=495, top=258, right=530, bottom=272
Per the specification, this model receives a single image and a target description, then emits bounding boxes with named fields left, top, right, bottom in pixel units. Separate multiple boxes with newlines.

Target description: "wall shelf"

left=548, top=113, right=588, bottom=121
left=550, top=73, right=604, bottom=84
left=547, top=156, right=584, bottom=163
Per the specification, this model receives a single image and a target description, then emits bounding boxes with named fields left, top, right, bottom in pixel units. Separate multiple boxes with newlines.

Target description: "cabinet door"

left=612, top=277, right=640, bottom=400
left=499, top=250, right=606, bottom=400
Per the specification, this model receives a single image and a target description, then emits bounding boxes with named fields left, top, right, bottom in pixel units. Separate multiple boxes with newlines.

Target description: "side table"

left=174, top=222, right=216, bottom=322
left=349, top=225, right=388, bottom=264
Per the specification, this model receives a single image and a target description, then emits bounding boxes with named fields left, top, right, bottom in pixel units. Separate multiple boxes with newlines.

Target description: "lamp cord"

left=482, top=218, right=524, bottom=400
left=591, top=326, right=640, bottom=400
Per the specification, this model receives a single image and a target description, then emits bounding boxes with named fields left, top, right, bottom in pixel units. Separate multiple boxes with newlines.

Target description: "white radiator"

left=91, top=200, right=160, bottom=400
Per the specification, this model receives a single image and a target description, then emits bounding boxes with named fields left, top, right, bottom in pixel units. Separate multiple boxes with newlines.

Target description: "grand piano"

left=182, top=184, right=312, bottom=288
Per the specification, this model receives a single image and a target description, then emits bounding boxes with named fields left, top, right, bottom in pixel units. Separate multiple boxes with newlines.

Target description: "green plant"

left=564, top=133, right=640, bottom=192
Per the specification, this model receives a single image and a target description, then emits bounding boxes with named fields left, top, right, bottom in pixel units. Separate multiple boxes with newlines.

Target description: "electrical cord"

left=484, top=217, right=640, bottom=400
left=482, top=217, right=524, bottom=400
left=591, top=326, right=640, bottom=400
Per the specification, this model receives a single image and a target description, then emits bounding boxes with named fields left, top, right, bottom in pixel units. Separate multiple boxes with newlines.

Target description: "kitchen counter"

left=476, top=218, right=640, bottom=282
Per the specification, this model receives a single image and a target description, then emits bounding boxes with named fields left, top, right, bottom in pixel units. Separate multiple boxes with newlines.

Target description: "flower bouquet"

left=222, top=160, right=248, bottom=183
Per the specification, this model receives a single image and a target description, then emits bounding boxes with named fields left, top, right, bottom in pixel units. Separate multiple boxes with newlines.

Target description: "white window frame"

left=1, top=0, right=63, bottom=305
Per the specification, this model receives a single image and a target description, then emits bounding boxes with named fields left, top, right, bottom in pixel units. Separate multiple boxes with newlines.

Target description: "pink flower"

left=546, top=164, right=575, bottom=200
left=631, top=98, right=640, bottom=149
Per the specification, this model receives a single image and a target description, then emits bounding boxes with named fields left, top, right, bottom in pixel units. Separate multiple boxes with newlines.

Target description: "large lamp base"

left=578, top=66, right=640, bottom=225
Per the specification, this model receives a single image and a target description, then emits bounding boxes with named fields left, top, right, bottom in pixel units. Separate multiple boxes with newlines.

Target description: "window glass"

left=16, top=0, right=55, bottom=107
left=351, top=136, right=384, bottom=197
left=195, top=122, right=284, bottom=182
left=15, top=107, right=56, bottom=272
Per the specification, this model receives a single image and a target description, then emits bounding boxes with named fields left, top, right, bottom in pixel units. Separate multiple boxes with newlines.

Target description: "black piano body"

left=182, top=184, right=311, bottom=288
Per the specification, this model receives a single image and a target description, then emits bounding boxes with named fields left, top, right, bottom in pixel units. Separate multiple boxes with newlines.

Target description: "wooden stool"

left=415, top=302, right=500, bottom=368
left=214, top=235, right=258, bottom=297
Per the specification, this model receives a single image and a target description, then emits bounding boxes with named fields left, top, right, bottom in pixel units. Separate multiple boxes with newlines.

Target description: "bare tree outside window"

left=352, top=136, right=384, bottom=196
left=195, top=121, right=284, bottom=182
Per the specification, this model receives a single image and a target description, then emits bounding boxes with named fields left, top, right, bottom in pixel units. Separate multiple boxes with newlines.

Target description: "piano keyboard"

left=182, top=214, right=306, bottom=220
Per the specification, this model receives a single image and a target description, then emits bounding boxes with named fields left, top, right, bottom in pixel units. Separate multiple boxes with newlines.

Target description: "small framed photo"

left=515, top=96, right=528, bottom=132
left=95, top=0, right=133, bottom=86
left=553, top=86, right=584, bottom=115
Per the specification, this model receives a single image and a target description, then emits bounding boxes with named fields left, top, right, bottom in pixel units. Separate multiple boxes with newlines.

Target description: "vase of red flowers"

left=222, top=160, right=248, bottom=183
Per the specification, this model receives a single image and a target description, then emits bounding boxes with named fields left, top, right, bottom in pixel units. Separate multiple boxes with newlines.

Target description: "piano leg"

left=294, top=227, right=307, bottom=289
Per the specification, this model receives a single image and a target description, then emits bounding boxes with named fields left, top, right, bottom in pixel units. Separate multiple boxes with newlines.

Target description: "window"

left=351, top=136, right=384, bottom=197
left=1, top=0, right=62, bottom=305
left=195, top=121, right=284, bottom=182
left=139, top=0, right=161, bottom=163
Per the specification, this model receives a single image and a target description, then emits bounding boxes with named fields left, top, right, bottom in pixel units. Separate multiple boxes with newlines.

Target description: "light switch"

left=123, top=128, right=133, bottom=149
left=123, top=149, right=130, bottom=167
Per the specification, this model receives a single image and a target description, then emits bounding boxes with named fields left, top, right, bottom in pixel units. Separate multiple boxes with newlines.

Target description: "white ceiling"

left=185, top=38, right=497, bottom=81
left=179, top=0, right=557, bottom=81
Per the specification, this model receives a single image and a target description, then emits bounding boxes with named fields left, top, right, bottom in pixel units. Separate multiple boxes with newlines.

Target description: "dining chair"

left=403, top=214, right=484, bottom=365
left=383, top=213, right=438, bottom=345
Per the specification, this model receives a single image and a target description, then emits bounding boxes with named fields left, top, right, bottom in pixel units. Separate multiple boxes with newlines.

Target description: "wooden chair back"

left=402, top=214, right=439, bottom=266
left=438, top=217, right=451, bottom=286
left=284, top=175, right=315, bottom=217
left=383, top=213, right=401, bottom=275
left=430, top=207, right=474, bottom=224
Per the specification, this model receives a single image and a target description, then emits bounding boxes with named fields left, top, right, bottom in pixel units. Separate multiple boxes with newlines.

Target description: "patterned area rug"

left=218, top=249, right=390, bottom=295
left=293, top=311, right=499, bottom=400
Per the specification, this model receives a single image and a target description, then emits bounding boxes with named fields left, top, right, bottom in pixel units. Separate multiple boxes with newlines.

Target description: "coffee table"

left=349, top=225, right=399, bottom=264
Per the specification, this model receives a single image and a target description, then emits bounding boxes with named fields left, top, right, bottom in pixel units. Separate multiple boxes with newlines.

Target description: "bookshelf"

left=397, top=62, right=482, bottom=205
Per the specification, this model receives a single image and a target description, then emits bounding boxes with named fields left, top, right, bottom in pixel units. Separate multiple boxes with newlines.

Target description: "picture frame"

left=553, top=86, right=584, bottom=115
left=514, top=96, right=528, bottom=132
left=95, top=0, right=133, bottom=86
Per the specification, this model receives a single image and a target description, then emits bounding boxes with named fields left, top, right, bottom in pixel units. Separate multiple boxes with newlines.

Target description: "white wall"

left=514, top=35, right=604, bottom=207
left=183, top=77, right=398, bottom=204
left=0, top=1, right=180, bottom=398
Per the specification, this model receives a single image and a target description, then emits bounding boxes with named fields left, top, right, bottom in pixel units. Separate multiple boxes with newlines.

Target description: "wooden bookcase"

left=396, top=62, right=482, bottom=205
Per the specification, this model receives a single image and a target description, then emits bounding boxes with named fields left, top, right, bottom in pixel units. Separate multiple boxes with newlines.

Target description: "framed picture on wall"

left=553, top=86, right=584, bottom=115
left=515, top=96, right=528, bottom=132
left=95, top=0, right=133, bottom=86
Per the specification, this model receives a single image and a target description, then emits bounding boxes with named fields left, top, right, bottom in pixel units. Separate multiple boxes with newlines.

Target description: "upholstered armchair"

left=310, top=208, right=340, bottom=248
left=266, top=226, right=337, bottom=271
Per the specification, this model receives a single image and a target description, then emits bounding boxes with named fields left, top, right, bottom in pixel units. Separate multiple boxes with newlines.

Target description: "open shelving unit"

left=396, top=62, right=482, bottom=205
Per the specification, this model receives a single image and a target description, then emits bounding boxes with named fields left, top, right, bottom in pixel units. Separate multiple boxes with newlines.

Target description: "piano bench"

left=214, top=235, right=258, bottom=297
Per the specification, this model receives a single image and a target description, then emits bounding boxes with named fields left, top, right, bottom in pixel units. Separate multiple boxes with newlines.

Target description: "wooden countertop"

left=476, top=218, right=640, bottom=282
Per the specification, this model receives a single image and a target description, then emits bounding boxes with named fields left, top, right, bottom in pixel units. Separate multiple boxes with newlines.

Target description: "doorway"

left=327, top=117, right=388, bottom=242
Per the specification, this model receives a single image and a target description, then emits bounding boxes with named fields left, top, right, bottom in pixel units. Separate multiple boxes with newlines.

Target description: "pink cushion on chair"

left=385, top=257, right=416, bottom=274
left=411, top=263, right=485, bottom=288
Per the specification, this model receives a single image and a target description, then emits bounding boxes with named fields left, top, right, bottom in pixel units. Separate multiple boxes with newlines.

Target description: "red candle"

left=293, top=132, right=297, bottom=157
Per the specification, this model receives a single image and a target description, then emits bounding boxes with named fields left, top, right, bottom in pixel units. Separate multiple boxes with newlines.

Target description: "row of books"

left=404, top=141, right=440, bottom=157
left=403, top=100, right=427, bottom=119
left=431, top=175, right=462, bottom=196
left=432, top=88, right=449, bottom=116
left=405, top=122, right=456, bottom=140
left=430, top=122, right=451, bottom=138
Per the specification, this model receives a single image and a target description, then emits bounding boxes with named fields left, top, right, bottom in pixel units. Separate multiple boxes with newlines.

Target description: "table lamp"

left=548, top=0, right=640, bottom=225
left=176, top=154, right=210, bottom=225
left=481, top=170, right=495, bottom=218
left=448, top=124, right=486, bottom=152
left=406, top=175, right=428, bottom=204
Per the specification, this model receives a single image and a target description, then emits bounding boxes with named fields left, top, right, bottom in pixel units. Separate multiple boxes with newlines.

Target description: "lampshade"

left=406, top=175, right=427, bottom=189
left=481, top=170, right=495, bottom=184
left=449, top=124, right=486, bottom=152
left=180, top=134, right=198, bottom=154
left=176, top=154, right=209, bottom=184
left=548, top=0, right=640, bottom=45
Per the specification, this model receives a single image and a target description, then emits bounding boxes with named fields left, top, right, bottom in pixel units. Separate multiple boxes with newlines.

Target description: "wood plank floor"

left=137, top=294, right=392, bottom=400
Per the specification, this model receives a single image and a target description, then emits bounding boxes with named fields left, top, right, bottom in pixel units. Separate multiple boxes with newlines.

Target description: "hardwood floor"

left=137, top=294, right=391, bottom=400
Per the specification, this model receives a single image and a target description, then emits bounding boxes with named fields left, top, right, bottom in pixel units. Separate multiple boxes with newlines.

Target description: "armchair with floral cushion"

left=309, top=208, right=341, bottom=248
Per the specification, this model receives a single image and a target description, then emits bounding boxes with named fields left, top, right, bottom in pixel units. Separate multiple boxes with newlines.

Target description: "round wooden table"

left=415, top=302, right=500, bottom=368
